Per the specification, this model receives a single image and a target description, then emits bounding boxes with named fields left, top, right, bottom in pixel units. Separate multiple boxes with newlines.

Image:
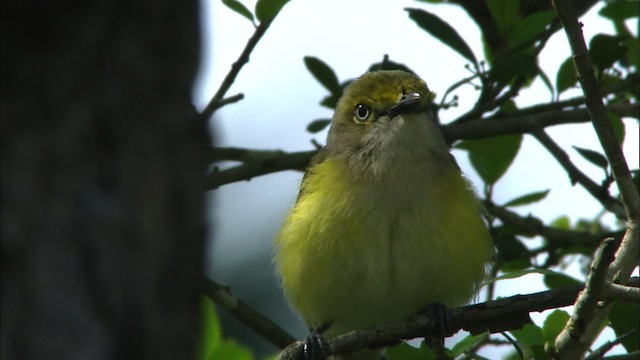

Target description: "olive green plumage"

left=275, top=70, right=493, bottom=345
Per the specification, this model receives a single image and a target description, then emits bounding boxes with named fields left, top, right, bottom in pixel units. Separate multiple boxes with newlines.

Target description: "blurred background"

left=194, top=0, right=639, bottom=357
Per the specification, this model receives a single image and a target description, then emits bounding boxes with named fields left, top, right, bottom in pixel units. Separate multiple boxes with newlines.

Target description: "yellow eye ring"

left=354, top=104, right=370, bottom=123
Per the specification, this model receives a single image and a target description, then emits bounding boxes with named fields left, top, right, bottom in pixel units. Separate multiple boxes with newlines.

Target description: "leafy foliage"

left=456, top=134, right=523, bottom=185
left=255, top=0, right=290, bottom=22
left=609, top=301, right=640, bottom=352
left=222, top=0, right=255, bottom=23
left=209, top=0, right=640, bottom=358
left=503, top=189, right=550, bottom=207
left=405, top=8, right=478, bottom=65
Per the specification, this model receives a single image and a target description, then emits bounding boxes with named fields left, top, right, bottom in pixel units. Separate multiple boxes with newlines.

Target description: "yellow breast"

left=274, top=155, right=493, bottom=335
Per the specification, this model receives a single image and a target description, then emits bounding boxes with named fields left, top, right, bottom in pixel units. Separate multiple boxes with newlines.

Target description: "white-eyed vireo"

left=274, top=70, right=493, bottom=357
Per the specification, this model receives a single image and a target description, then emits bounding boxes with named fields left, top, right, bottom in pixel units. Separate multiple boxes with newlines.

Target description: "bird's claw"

left=303, top=323, right=331, bottom=360
left=422, top=302, right=451, bottom=338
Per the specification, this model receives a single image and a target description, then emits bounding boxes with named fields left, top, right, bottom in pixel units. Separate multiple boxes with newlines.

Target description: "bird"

left=274, top=70, right=493, bottom=358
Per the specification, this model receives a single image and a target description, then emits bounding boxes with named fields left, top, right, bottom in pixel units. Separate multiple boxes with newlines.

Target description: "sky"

left=193, top=0, right=639, bottom=357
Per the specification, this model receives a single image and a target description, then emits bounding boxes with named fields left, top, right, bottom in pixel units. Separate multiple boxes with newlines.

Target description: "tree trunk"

left=1, top=1, right=208, bottom=359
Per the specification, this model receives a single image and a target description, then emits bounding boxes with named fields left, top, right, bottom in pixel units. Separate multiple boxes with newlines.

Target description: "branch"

left=551, top=0, right=640, bottom=357
left=201, top=277, right=296, bottom=349
left=213, top=93, right=245, bottom=110
left=584, top=331, right=637, bottom=360
left=532, top=130, right=625, bottom=218
left=205, top=102, right=638, bottom=190
left=277, top=279, right=640, bottom=359
left=205, top=149, right=316, bottom=190
left=552, top=239, right=618, bottom=358
left=484, top=201, right=624, bottom=246
left=550, top=0, right=640, bottom=229
left=201, top=19, right=274, bottom=120
left=604, top=282, right=640, bottom=304
left=442, top=102, right=637, bottom=141
left=208, top=147, right=298, bottom=163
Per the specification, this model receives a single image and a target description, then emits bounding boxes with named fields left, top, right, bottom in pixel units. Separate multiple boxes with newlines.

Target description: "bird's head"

left=326, top=70, right=444, bottom=177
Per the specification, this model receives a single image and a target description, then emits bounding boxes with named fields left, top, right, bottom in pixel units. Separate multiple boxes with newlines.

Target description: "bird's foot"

left=419, top=303, right=452, bottom=360
left=419, top=302, right=451, bottom=338
left=304, top=323, right=331, bottom=360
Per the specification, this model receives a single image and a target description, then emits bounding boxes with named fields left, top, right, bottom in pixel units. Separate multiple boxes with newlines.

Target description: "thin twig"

left=210, top=93, right=245, bottom=112
left=532, top=130, right=625, bottom=218
left=201, top=19, right=274, bottom=120
left=439, top=73, right=480, bottom=108
left=484, top=201, right=623, bottom=246
left=201, top=277, right=296, bottom=349
left=205, top=149, right=316, bottom=190
left=584, top=330, right=636, bottom=360
left=443, top=102, right=637, bottom=141
left=209, top=147, right=289, bottom=163
left=602, top=351, right=640, bottom=360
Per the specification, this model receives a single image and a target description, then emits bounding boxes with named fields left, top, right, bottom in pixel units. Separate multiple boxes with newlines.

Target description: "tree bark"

left=1, top=1, right=208, bottom=359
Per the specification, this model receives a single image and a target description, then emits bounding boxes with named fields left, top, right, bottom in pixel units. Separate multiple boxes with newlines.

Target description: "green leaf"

left=623, top=34, right=640, bottom=69
left=537, top=66, right=554, bottom=98
left=550, top=215, right=570, bottom=230
left=600, top=1, right=640, bottom=21
left=556, top=57, right=577, bottom=95
left=255, top=0, right=289, bottom=23
left=609, top=301, right=640, bottom=352
left=542, top=310, right=570, bottom=344
left=498, top=99, right=518, bottom=115
left=306, top=118, right=331, bottom=133
left=486, top=0, right=520, bottom=34
left=405, top=8, right=477, bottom=65
left=543, top=271, right=582, bottom=289
left=211, top=339, right=254, bottom=360
left=197, top=296, right=222, bottom=360
left=486, top=268, right=577, bottom=285
left=503, top=189, right=550, bottom=207
left=530, top=345, right=552, bottom=360
left=386, top=342, right=436, bottom=360
left=491, top=52, right=538, bottom=83
left=221, top=0, right=254, bottom=23
left=508, top=10, right=555, bottom=49
left=491, top=230, right=530, bottom=271
left=456, top=134, right=522, bottom=184
left=450, top=332, right=489, bottom=357
left=511, top=323, right=544, bottom=346
left=607, top=111, right=625, bottom=145
left=590, top=34, right=628, bottom=71
left=303, top=56, right=341, bottom=95
left=612, top=20, right=639, bottom=69
left=573, top=146, right=609, bottom=169
left=320, top=95, right=338, bottom=109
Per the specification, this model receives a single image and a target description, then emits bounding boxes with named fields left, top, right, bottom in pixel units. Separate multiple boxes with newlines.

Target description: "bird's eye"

left=354, top=104, right=370, bottom=123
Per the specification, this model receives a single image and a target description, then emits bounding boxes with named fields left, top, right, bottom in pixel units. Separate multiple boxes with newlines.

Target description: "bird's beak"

left=383, top=92, right=421, bottom=118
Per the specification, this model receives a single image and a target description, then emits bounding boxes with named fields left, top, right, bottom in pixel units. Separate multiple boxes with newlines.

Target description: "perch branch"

left=277, top=278, right=639, bottom=359
left=201, top=277, right=296, bottom=349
